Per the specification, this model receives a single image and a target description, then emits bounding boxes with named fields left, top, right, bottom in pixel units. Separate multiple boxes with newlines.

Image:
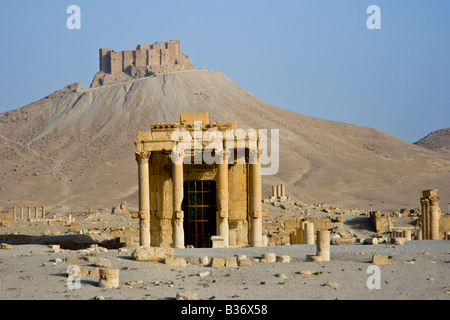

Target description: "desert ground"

left=1, top=208, right=448, bottom=301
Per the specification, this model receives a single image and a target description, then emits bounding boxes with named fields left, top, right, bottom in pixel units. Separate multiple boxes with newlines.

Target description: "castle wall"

left=99, top=40, right=185, bottom=76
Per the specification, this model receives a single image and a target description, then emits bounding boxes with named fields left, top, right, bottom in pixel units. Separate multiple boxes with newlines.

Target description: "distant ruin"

left=91, top=40, right=193, bottom=88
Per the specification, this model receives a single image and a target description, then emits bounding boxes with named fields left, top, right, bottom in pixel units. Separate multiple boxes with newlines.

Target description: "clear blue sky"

left=0, top=0, right=449, bottom=143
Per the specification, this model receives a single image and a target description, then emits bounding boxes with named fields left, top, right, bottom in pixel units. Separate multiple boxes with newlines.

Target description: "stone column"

left=276, top=185, right=281, bottom=198
left=249, top=149, right=263, bottom=247
left=280, top=184, right=286, bottom=198
left=98, top=268, right=120, bottom=289
left=136, top=152, right=151, bottom=247
left=272, top=185, right=277, bottom=198
left=429, top=195, right=441, bottom=240
left=304, top=222, right=315, bottom=244
left=13, top=206, right=16, bottom=220
left=316, top=230, right=330, bottom=261
left=403, top=230, right=412, bottom=242
left=217, top=149, right=229, bottom=247
left=172, top=156, right=184, bottom=248
left=420, top=198, right=430, bottom=239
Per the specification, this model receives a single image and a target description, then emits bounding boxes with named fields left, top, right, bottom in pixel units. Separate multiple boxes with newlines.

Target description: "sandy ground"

left=0, top=241, right=448, bottom=301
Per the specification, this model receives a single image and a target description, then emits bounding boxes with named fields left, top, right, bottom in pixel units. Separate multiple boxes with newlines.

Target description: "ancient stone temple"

left=134, top=113, right=264, bottom=248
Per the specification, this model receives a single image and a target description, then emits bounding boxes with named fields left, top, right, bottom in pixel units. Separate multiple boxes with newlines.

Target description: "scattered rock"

left=323, top=281, right=340, bottom=290
left=209, top=257, right=226, bottom=268
left=261, top=252, right=276, bottom=263
left=164, top=257, right=187, bottom=267
left=131, top=247, right=174, bottom=262
left=275, top=273, right=288, bottom=280
left=198, top=271, right=212, bottom=278
left=276, top=255, right=290, bottom=263
left=1, top=243, right=12, bottom=250
left=176, top=292, right=199, bottom=300
left=94, top=257, right=112, bottom=268
left=372, top=254, right=388, bottom=265
left=225, top=257, right=238, bottom=268
left=238, top=258, right=251, bottom=267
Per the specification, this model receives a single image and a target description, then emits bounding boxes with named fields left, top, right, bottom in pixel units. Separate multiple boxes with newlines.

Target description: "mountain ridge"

left=0, top=69, right=449, bottom=215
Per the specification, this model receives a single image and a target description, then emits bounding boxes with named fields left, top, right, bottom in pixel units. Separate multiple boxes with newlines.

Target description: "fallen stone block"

left=364, top=237, right=379, bottom=245
left=164, top=257, right=187, bottom=267
left=372, top=254, right=388, bottom=265
left=238, top=258, right=251, bottom=267
left=1, top=243, right=12, bottom=250
left=276, top=255, right=290, bottom=263
left=210, top=257, right=226, bottom=268
left=131, top=247, right=174, bottom=262
left=94, top=257, right=112, bottom=268
left=261, top=252, right=276, bottom=263
left=225, top=257, right=238, bottom=268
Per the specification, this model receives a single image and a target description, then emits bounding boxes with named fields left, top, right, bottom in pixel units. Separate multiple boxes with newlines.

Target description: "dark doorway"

left=182, top=180, right=217, bottom=248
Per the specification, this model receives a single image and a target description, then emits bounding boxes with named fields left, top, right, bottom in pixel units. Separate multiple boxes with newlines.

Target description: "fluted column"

left=429, top=195, right=441, bottom=240
left=217, top=149, right=229, bottom=247
left=249, top=149, right=263, bottom=247
left=136, top=152, right=151, bottom=247
left=172, top=155, right=185, bottom=248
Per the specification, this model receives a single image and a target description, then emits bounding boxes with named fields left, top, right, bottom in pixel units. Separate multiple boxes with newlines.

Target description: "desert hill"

left=414, top=128, right=450, bottom=155
left=0, top=69, right=449, bottom=215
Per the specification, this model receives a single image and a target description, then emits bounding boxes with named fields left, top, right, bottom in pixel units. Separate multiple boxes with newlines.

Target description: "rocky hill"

left=414, top=128, right=450, bottom=155
left=0, top=69, right=449, bottom=216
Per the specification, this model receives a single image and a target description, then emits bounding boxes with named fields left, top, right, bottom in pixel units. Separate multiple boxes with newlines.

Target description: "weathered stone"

left=164, top=257, right=187, bottom=267
left=176, top=292, right=199, bottom=300
left=1, top=243, right=12, bottom=250
left=261, top=252, right=276, bottom=263
left=238, top=258, right=251, bottom=267
left=199, top=256, right=209, bottom=265
left=331, top=238, right=355, bottom=245
left=95, top=258, right=112, bottom=268
left=372, top=254, right=388, bottom=265
left=298, top=270, right=314, bottom=275
left=363, top=237, right=379, bottom=245
left=210, top=257, right=226, bottom=268
left=276, top=255, right=290, bottom=263
left=391, top=237, right=406, bottom=245
left=198, top=271, right=212, bottom=278
left=131, top=247, right=174, bottom=262
left=323, top=281, right=340, bottom=290
left=98, top=268, right=120, bottom=289
left=275, top=273, right=288, bottom=280
left=225, top=257, right=238, bottom=268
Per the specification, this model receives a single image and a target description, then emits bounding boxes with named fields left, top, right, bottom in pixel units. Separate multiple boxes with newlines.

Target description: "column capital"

left=429, top=195, right=440, bottom=206
left=135, top=151, right=151, bottom=163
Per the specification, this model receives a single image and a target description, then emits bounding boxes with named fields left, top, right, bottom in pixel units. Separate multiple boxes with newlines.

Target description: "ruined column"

left=20, top=206, right=23, bottom=220
left=272, top=185, right=277, bottom=198
left=421, top=189, right=441, bottom=240
left=429, top=194, right=441, bottom=240
left=276, top=185, right=282, bottom=199
left=136, top=152, right=151, bottom=247
left=13, top=206, right=16, bottom=220
left=280, top=184, right=286, bottom=198
left=98, top=268, right=120, bottom=289
left=304, top=222, right=315, bottom=244
left=316, top=230, right=330, bottom=261
left=249, top=148, right=263, bottom=247
left=172, top=156, right=184, bottom=248
left=217, top=149, right=229, bottom=247
left=403, top=230, right=412, bottom=242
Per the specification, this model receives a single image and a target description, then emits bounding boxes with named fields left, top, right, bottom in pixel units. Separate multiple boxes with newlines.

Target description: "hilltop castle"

left=90, top=40, right=193, bottom=88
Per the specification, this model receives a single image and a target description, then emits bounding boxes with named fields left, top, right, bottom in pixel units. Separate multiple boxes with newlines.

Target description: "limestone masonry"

left=91, top=40, right=193, bottom=88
